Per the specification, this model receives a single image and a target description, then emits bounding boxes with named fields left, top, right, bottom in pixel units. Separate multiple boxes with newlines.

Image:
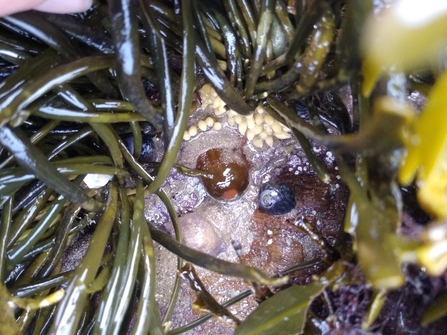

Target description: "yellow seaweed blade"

left=413, top=72, right=447, bottom=182
left=417, top=153, right=447, bottom=219
left=362, top=1, right=447, bottom=73
left=361, top=57, right=382, bottom=98
left=417, top=239, right=447, bottom=275
left=348, top=197, right=404, bottom=290
left=361, top=1, right=447, bottom=97
left=398, top=71, right=447, bottom=218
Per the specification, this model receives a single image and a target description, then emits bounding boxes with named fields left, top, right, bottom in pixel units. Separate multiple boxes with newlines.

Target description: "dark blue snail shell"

left=121, top=133, right=155, bottom=163
left=258, top=181, right=296, bottom=215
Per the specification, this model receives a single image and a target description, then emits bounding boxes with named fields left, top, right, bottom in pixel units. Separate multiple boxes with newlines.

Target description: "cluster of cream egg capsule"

left=183, top=84, right=292, bottom=148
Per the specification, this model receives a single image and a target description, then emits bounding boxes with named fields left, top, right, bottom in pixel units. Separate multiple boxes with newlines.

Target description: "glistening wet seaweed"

left=0, top=1, right=447, bottom=334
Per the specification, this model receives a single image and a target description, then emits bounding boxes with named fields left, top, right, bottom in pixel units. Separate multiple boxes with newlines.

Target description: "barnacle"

left=1, top=0, right=447, bottom=334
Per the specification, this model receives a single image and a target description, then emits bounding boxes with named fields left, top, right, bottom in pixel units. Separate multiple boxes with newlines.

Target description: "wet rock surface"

left=244, top=162, right=348, bottom=277
left=145, top=111, right=350, bottom=334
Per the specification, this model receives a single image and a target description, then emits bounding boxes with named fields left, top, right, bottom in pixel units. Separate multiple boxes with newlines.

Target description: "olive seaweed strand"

left=33, top=105, right=147, bottom=123
left=49, top=183, right=118, bottom=335
left=148, top=0, right=177, bottom=23
left=0, top=55, right=115, bottom=127
left=244, top=0, right=276, bottom=98
left=191, top=0, right=214, bottom=55
left=263, top=0, right=333, bottom=73
left=128, top=121, right=143, bottom=161
left=223, top=0, right=253, bottom=58
left=130, top=180, right=164, bottom=335
left=212, top=8, right=242, bottom=88
left=255, top=58, right=302, bottom=93
left=0, top=126, right=102, bottom=212
left=6, top=178, right=82, bottom=266
left=236, top=0, right=256, bottom=43
left=195, top=36, right=252, bottom=115
left=11, top=271, right=74, bottom=298
left=141, top=2, right=176, bottom=144
left=0, top=41, right=33, bottom=65
left=274, top=0, right=294, bottom=44
left=107, top=0, right=163, bottom=131
left=145, top=0, right=196, bottom=195
left=148, top=225, right=287, bottom=286
left=0, top=198, right=12, bottom=282
left=115, top=133, right=183, bottom=326
left=1, top=12, right=118, bottom=97
left=95, top=187, right=133, bottom=335
left=37, top=205, right=81, bottom=280
left=0, top=120, right=59, bottom=169
left=41, top=13, right=114, bottom=53
left=0, top=48, right=60, bottom=101
left=6, top=188, right=53, bottom=249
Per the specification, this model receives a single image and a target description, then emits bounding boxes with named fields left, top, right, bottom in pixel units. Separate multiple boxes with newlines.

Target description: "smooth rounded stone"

left=178, top=213, right=224, bottom=256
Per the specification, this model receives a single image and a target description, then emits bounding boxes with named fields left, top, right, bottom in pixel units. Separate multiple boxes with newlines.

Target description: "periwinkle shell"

left=121, top=133, right=155, bottom=163
left=258, top=181, right=296, bottom=215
